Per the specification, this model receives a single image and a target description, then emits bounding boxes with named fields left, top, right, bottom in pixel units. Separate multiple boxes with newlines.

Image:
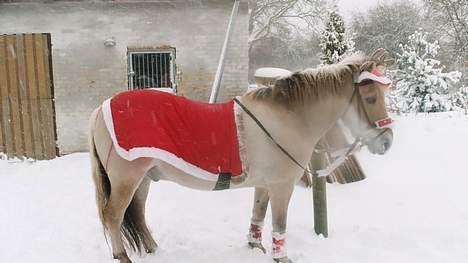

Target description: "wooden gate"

left=0, top=33, right=57, bottom=160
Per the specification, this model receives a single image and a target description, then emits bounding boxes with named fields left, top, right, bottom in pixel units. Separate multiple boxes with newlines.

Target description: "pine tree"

left=319, top=10, right=355, bottom=65
left=391, top=30, right=461, bottom=113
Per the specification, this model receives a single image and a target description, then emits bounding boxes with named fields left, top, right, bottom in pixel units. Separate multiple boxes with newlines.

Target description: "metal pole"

left=209, top=0, right=240, bottom=103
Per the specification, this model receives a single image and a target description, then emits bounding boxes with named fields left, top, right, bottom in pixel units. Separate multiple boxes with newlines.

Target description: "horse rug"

left=102, top=89, right=243, bottom=183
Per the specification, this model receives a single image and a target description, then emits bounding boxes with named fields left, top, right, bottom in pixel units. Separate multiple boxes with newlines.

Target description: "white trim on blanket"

left=233, top=97, right=249, bottom=175
left=102, top=98, right=220, bottom=182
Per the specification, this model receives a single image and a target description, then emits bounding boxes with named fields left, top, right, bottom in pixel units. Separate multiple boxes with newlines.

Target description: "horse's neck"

left=241, top=98, right=315, bottom=150
left=239, top=89, right=353, bottom=158
left=301, top=89, right=354, bottom=143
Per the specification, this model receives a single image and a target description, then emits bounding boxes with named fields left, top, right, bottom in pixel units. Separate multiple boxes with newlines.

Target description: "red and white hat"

left=357, top=69, right=392, bottom=86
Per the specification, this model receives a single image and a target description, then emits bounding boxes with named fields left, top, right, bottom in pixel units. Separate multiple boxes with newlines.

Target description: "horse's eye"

left=365, top=95, right=377, bottom=104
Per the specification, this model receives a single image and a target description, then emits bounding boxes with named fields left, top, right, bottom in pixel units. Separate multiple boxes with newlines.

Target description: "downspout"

left=209, top=0, right=240, bottom=103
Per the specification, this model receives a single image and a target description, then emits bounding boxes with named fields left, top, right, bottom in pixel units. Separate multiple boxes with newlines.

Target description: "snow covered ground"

left=1, top=112, right=468, bottom=263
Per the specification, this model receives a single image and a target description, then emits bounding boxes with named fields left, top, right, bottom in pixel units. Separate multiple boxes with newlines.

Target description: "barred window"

left=127, top=47, right=176, bottom=91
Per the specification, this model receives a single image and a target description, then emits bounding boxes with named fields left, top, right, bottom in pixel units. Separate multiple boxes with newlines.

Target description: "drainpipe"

left=209, top=0, right=240, bottom=103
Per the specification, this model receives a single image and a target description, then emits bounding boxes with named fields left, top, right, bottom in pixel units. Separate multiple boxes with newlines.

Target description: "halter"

left=234, top=76, right=392, bottom=178
left=339, top=82, right=392, bottom=151
left=312, top=82, right=392, bottom=177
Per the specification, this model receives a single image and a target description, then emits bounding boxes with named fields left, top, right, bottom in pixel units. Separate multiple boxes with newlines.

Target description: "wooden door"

left=0, top=33, right=57, bottom=160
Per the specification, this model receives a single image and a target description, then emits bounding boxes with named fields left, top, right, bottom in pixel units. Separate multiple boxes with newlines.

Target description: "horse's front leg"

left=247, top=187, right=269, bottom=253
left=269, top=183, right=295, bottom=263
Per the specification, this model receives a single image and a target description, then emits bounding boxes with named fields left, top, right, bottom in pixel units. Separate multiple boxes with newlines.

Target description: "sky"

left=337, top=0, right=419, bottom=20
left=338, top=0, right=379, bottom=19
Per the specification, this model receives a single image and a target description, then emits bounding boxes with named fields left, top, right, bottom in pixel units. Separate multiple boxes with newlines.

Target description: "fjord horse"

left=89, top=49, right=394, bottom=263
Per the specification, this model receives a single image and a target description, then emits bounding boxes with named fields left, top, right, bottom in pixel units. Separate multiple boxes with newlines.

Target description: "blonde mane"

left=247, top=54, right=369, bottom=107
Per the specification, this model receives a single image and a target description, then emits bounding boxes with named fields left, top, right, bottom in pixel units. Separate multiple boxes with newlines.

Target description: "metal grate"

left=128, top=50, right=175, bottom=90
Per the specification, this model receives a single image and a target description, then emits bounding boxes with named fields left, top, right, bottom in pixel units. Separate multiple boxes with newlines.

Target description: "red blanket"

left=102, top=89, right=243, bottom=181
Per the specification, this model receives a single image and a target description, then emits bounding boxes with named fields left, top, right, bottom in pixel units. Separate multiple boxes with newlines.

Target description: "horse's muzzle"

left=367, top=128, right=393, bottom=155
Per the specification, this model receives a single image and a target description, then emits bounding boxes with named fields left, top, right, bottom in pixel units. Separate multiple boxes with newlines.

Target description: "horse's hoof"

left=248, top=242, right=266, bottom=254
left=273, top=256, right=293, bottom=263
left=113, top=253, right=132, bottom=263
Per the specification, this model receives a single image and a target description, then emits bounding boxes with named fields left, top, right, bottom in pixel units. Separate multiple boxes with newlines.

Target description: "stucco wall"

left=0, top=0, right=249, bottom=154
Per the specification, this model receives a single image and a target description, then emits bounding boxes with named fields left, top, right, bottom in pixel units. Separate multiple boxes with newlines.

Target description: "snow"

left=1, top=112, right=468, bottom=262
left=254, top=68, right=292, bottom=78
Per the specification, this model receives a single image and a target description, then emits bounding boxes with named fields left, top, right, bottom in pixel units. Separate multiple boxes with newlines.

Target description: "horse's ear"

left=370, top=48, right=385, bottom=59
left=370, top=48, right=387, bottom=65
left=360, top=61, right=375, bottom=72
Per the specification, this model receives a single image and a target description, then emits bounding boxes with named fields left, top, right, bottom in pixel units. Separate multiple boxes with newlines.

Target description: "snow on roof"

left=254, top=67, right=292, bottom=78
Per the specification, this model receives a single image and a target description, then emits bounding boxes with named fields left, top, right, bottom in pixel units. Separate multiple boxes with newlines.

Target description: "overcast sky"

left=338, top=0, right=378, bottom=19
left=337, top=0, right=419, bottom=21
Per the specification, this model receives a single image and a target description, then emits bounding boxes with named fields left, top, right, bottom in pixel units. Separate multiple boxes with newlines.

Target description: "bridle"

left=233, top=77, right=392, bottom=178
left=338, top=81, right=392, bottom=154
left=310, top=82, right=392, bottom=178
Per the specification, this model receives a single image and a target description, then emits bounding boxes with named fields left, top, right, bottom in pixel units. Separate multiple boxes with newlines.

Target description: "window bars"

left=128, top=48, right=176, bottom=91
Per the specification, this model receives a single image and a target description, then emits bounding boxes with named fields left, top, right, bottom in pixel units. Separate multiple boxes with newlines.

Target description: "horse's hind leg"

left=127, top=176, right=158, bottom=253
left=247, top=187, right=269, bottom=253
left=104, top=159, right=151, bottom=263
left=103, top=177, right=137, bottom=262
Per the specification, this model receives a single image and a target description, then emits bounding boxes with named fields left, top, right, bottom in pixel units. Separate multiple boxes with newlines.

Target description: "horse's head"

left=342, top=48, right=394, bottom=155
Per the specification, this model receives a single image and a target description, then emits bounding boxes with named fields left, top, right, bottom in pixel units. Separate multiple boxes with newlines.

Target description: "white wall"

left=0, top=0, right=249, bottom=153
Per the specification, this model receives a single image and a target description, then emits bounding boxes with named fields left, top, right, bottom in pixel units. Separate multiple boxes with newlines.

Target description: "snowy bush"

left=391, top=30, right=462, bottom=113
left=449, top=86, right=468, bottom=113
left=319, top=10, right=355, bottom=65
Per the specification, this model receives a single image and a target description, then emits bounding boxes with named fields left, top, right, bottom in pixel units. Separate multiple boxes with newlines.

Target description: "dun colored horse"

left=89, top=49, right=394, bottom=263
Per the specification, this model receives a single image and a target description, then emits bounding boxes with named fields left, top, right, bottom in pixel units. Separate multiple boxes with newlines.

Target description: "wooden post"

left=311, top=140, right=329, bottom=237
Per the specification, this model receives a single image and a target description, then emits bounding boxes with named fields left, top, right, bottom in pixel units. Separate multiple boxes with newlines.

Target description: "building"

left=0, top=0, right=249, bottom=156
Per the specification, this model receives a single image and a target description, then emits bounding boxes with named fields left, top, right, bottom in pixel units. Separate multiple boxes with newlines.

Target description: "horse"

left=253, top=67, right=367, bottom=185
left=88, top=48, right=394, bottom=263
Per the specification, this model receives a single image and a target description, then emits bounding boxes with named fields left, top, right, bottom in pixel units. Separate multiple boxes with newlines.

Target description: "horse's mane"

left=247, top=53, right=368, bottom=107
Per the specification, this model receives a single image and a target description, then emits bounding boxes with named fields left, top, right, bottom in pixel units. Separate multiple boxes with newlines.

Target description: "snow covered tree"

left=391, top=30, right=462, bottom=113
left=319, top=10, right=354, bottom=65
left=423, top=0, right=468, bottom=72
left=249, top=0, right=328, bottom=79
left=450, top=86, right=468, bottom=113
left=350, top=1, right=424, bottom=57
left=249, top=0, right=327, bottom=47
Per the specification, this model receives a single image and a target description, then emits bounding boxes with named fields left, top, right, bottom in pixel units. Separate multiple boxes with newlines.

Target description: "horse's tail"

left=89, top=108, right=111, bottom=232
left=121, top=188, right=151, bottom=254
left=89, top=108, right=148, bottom=254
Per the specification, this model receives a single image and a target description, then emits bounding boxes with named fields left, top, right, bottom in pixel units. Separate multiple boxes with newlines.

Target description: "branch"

left=251, top=0, right=299, bottom=43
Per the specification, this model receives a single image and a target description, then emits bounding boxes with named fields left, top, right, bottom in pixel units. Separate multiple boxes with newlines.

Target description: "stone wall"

left=0, top=0, right=249, bottom=153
